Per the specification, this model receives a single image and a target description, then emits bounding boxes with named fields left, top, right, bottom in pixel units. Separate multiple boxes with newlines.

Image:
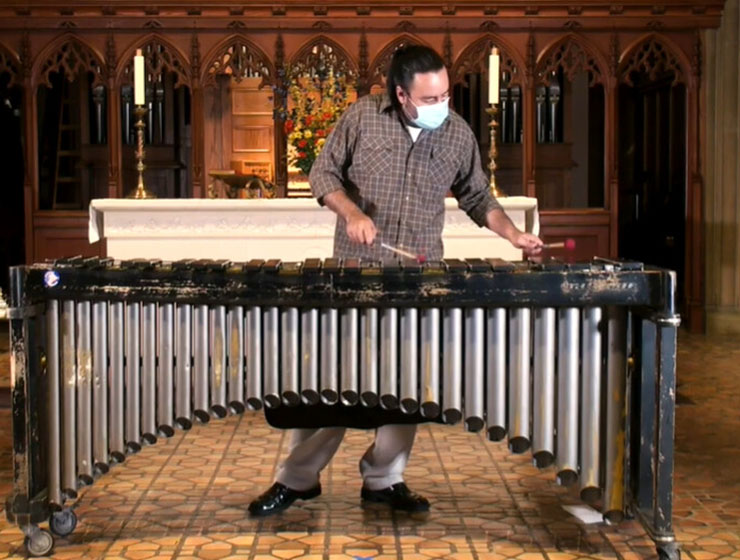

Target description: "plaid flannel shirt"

left=309, top=93, right=501, bottom=260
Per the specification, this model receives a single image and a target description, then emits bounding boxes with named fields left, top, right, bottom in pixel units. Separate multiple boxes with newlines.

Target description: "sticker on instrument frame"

left=44, top=271, right=60, bottom=288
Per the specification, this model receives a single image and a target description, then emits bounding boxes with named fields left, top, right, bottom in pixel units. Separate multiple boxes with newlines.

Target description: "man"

left=248, top=45, right=542, bottom=517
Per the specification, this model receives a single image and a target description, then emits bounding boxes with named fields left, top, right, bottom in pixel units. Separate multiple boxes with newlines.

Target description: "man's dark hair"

left=386, top=45, right=446, bottom=112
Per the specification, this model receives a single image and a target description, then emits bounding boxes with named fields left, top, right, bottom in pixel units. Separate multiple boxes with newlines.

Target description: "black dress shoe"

left=360, top=482, right=430, bottom=512
left=248, top=482, right=321, bottom=517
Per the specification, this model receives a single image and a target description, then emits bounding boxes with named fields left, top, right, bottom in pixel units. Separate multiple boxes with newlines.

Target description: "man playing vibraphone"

left=248, top=45, right=543, bottom=517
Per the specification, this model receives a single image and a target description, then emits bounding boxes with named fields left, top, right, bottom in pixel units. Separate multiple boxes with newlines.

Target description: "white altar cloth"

left=89, top=197, right=538, bottom=262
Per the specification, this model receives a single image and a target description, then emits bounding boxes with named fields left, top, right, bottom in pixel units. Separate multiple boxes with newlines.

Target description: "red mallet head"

left=416, top=255, right=427, bottom=264
left=543, top=238, right=576, bottom=251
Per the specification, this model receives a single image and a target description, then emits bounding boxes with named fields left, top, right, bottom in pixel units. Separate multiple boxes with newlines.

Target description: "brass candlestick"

left=486, top=104, right=506, bottom=198
left=126, top=105, right=156, bottom=199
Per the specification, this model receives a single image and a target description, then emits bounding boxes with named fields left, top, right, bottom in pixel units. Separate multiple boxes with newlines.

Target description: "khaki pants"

left=275, top=424, right=417, bottom=491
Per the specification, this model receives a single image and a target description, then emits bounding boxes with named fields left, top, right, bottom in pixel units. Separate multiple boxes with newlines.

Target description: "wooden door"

left=618, top=77, right=687, bottom=299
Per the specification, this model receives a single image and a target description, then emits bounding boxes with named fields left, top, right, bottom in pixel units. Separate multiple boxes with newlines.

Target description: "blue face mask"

left=408, top=97, right=449, bottom=130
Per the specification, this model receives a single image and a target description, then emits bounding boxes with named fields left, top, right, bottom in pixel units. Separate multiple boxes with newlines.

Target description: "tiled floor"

left=0, top=325, right=739, bottom=560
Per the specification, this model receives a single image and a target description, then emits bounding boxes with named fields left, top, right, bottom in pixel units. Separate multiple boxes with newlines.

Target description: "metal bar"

left=193, top=305, right=210, bottom=423
left=399, top=308, right=418, bottom=414
left=75, top=301, right=93, bottom=485
left=125, top=303, right=142, bottom=451
left=140, top=302, right=157, bottom=444
left=464, top=308, right=484, bottom=432
left=533, top=307, right=556, bottom=468
left=245, top=306, right=263, bottom=410
left=580, top=306, right=603, bottom=503
left=604, top=306, right=627, bottom=523
left=281, top=307, right=300, bottom=406
left=46, top=300, right=63, bottom=506
left=486, top=307, right=506, bottom=441
left=175, top=304, right=193, bottom=429
left=508, top=307, right=531, bottom=454
left=420, top=308, right=440, bottom=419
left=360, top=308, right=379, bottom=408
left=61, top=300, right=77, bottom=498
left=380, top=308, right=399, bottom=410
left=340, top=308, right=359, bottom=406
left=320, top=308, right=339, bottom=404
left=210, top=305, right=228, bottom=418
left=556, top=307, right=579, bottom=486
left=301, top=309, right=320, bottom=405
left=263, top=307, right=280, bottom=408
left=442, top=308, right=463, bottom=425
left=109, top=302, right=126, bottom=460
left=157, top=303, right=175, bottom=437
left=227, top=306, right=245, bottom=413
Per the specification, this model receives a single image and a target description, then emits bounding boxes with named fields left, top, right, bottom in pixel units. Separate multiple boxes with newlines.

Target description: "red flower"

left=316, top=129, right=326, bottom=138
left=322, top=112, right=333, bottom=121
left=304, top=115, right=313, bottom=126
left=297, top=139, right=308, bottom=148
left=284, top=120, right=294, bottom=133
left=297, top=151, right=307, bottom=158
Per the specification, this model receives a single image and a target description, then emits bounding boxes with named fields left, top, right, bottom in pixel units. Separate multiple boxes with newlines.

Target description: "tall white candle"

left=488, top=47, right=500, bottom=105
left=134, top=49, right=145, bottom=105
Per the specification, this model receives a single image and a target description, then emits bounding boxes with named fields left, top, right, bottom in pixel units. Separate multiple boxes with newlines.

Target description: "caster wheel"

left=50, top=509, right=77, bottom=537
left=658, top=546, right=681, bottom=560
left=24, top=529, right=54, bottom=557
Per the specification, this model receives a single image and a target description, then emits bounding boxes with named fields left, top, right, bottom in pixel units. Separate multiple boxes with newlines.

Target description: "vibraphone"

left=5, top=257, right=680, bottom=559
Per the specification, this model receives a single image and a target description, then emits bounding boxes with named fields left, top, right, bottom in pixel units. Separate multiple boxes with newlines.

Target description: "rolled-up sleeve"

left=309, top=101, right=361, bottom=205
left=450, top=129, right=502, bottom=227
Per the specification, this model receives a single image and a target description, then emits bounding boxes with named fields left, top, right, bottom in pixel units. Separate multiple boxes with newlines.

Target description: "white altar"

left=89, top=197, right=539, bottom=261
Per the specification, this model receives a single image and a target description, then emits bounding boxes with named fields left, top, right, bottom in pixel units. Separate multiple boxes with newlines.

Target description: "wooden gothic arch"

left=33, top=34, right=106, bottom=89
left=201, top=35, right=275, bottom=89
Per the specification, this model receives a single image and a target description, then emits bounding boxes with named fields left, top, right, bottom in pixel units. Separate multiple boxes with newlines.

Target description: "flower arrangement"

left=277, top=66, right=354, bottom=176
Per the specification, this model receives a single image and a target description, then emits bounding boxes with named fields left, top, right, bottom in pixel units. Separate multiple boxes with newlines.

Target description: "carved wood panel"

left=0, top=44, right=20, bottom=87
left=37, top=36, right=105, bottom=88
left=620, top=35, right=686, bottom=86
left=451, top=35, right=523, bottom=88
left=290, top=35, right=358, bottom=80
left=118, top=37, right=190, bottom=89
left=367, top=34, right=426, bottom=89
left=203, top=36, right=274, bottom=88
left=536, top=36, right=605, bottom=86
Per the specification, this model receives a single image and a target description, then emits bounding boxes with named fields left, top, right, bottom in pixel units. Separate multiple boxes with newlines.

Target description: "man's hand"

left=510, top=231, right=543, bottom=257
left=322, top=190, right=377, bottom=245
left=485, top=208, right=543, bottom=257
left=346, top=211, right=377, bottom=245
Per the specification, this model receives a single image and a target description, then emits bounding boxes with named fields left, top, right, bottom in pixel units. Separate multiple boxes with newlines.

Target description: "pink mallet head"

left=416, top=255, right=427, bottom=264
left=564, top=238, right=576, bottom=251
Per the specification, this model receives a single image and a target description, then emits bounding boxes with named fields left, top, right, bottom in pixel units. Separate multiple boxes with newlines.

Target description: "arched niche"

left=34, top=36, right=108, bottom=210
left=0, top=42, right=24, bottom=295
left=534, top=35, right=607, bottom=209
left=617, top=35, right=689, bottom=297
left=117, top=37, right=191, bottom=198
left=200, top=36, right=276, bottom=189
left=367, top=34, right=427, bottom=93
left=452, top=35, right=526, bottom=195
